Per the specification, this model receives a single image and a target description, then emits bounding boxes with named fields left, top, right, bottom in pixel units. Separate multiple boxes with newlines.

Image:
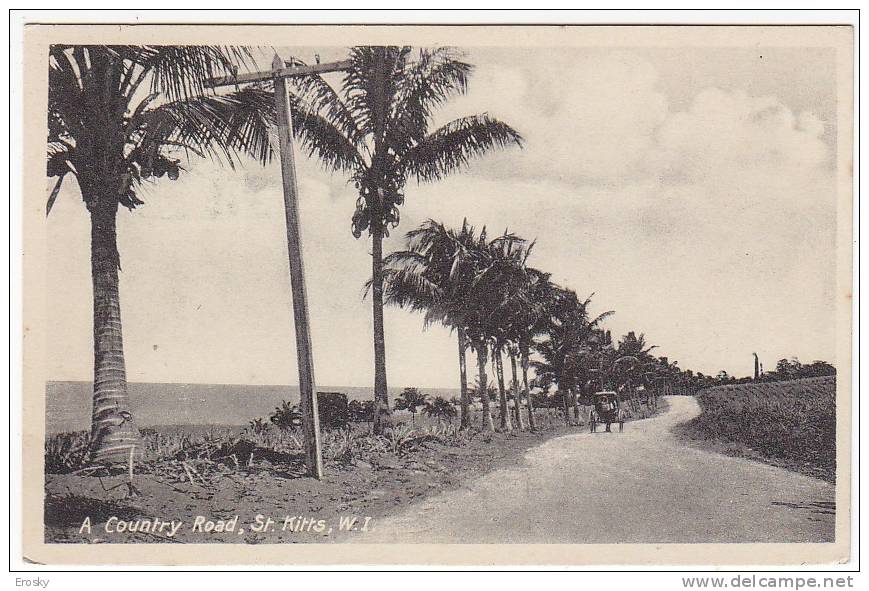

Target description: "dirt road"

left=352, top=396, right=835, bottom=544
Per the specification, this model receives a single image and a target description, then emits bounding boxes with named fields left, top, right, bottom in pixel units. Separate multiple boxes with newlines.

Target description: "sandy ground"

left=349, top=396, right=835, bottom=544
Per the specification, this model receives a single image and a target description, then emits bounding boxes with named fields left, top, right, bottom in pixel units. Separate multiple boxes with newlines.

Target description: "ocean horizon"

left=45, top=381, right=461, bottom=434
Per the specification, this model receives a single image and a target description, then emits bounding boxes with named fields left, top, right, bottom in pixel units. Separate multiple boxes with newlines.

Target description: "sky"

left=47, top=44, right=841, bottom=387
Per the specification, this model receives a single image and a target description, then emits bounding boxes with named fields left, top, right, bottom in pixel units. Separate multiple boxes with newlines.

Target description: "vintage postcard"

left=18, top=23, right=853, bottom=566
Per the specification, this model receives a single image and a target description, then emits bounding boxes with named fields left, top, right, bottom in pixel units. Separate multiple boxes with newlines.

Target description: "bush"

left=269, top=401, right=302, bottom=430
left=423, top=396, right=458, bottom=424
left=317, top=391, right=350, bottom=431
left=348, top=399, right=376, bottom=423
left=267, top=393, right=350, bottom=432
left=45, top=431, right=90, bottom=473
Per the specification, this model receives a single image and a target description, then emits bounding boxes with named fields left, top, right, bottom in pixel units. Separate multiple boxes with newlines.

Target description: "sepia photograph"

left=14, top=19, right=854, bottom=567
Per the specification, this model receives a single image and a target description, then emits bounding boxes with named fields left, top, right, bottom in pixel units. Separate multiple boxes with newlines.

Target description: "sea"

left=45, top=381, right=461, bottom=434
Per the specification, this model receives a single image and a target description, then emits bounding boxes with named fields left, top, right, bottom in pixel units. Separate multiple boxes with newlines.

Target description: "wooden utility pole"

left=208, top=55, right=351, bottom=479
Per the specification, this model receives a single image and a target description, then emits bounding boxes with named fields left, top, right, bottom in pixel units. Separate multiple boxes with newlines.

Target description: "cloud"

left=438, top=50, right=669, bottom=183
left=446, top=50, right=832, bottom=192
left=649, top=87, right=831, bottom=183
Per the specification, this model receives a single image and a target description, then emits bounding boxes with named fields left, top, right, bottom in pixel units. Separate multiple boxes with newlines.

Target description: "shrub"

left=248, top=417, right=270, bottom=435
left=348, top=399, right=376, bottom=423
left=269, top=401, right=302, bottom=430
left=268, top=393, right=351, bottom=432
left=317, top=391, right=350, bottom=431
left=394, top=387, right=428, bottom=424
left=423, top=396, right=458, bottom=424
left=45, top=431, right=90, bottom=473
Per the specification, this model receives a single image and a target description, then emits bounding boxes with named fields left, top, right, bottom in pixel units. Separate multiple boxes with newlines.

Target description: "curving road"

left=352, top=396, right=835, bottom=544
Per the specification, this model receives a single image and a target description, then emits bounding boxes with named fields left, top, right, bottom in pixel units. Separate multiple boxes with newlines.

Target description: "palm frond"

left=285, top=58, right=366, bottom=151
left=137, top=45, right=255, bottom=104
left=46, top=175, right=65, bottom=216
left=387, top=47, right=472, bottom=155
left=130, top=86, right=276, bottom=168
left=342, top=46, right=408, bottom=138
left=290, top=93, right=366, bottom=174
left=404, top=115, right=522, bottom=183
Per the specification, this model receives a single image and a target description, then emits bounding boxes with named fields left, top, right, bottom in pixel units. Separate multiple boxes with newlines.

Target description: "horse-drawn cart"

left=589, top=391, right=625, bottom=433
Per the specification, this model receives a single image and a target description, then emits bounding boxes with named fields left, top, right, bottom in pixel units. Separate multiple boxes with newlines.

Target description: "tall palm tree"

left=479, top=234, right=538, bottom=432
left=288, top=46, right=522, bottom=434
left=381, top=219, right=530, bottom=433
left=505, top=267, right=555, bottom=432
left=47, top=45, right=276, bottom=464
left=468, top=231, right=538, bottom=431
left=379, top=218, right=487, bottom=430
left=380, top=220, right=476, bottom=428
left=533, top=290, right=613, bottom=425
left=612, top=331, right=658, bottom=405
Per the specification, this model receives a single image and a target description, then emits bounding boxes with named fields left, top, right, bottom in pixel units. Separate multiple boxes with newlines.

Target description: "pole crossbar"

left=206, top=59, right=351, bottom=88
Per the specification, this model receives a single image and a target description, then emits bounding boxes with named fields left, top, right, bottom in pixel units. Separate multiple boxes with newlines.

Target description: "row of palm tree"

left=48, top=44, right=522, bottom=462
left=378, top=217, right=705, bottom=431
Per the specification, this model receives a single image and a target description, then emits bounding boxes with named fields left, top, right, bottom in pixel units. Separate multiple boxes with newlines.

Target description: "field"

left=674, top=377, right=836, bottom=482
left=45, top=402, right=666, bottom=544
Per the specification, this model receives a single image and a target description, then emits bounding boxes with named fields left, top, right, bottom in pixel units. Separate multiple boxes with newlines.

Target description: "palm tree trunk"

left=560, top=387, right=571, bottom=426
left=520, top=344, right=537, bottom=431
left=458, top=328, right=470, bottom=430
left=371, top=227, right=391, bottom=434
left=475, top=343, right=495, bottom=432
left=571, top=388, right=580, bottom=420
left=494, top=344, right=512, bottom=432
left=88, top=201, right=142, bottom=464
left=508, top=348, right=525, bottom=430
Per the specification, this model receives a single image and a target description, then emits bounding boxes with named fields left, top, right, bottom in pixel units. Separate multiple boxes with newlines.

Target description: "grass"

left=46, top=401, right=664, bottom=476
left=45, top=407, right=577, bottom=475
left=674, top=377, right=836, bottom=482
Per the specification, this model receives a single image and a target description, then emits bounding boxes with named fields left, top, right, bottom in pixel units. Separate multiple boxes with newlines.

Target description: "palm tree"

left=611, top=331, right=658, bottom=406
left=380, top=218, right=499, bottom=430
left=460, top=229, right=537, bottom=432
left=477, top=234, right=538, bottom=432
left=288, top=46, right=522, bottom=434
left=394, top=387, right=428, bottom=426
left=505, top=343, right=526, bottom=430
left=491, top=339, right=512, bottom=432
left=507, top=267, right=555, bottom=432
left=47, top=45, right=276, bottom=464
left=533, top=290, right=613, bottom=425
left=379, top=219, right=475, bottom=428
left=381, top=219, right=534, bottom=433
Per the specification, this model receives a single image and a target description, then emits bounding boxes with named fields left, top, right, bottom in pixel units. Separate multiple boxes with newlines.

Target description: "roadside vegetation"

left=674, top=376, right=836, bottom=483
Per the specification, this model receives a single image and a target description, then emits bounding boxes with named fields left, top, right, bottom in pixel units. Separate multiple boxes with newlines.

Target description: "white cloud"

left=649, top=87, right=830, bottom=183
left=439, top=50, right=669, bottom=183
